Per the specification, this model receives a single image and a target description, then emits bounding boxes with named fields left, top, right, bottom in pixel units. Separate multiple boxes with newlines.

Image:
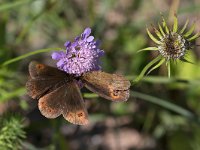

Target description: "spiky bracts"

left=0, top=115, right=26, bottom=150
left=135, top=15, right=200, bottom=82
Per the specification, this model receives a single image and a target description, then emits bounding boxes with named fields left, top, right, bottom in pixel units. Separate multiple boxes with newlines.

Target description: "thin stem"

left=131, top=91, right=200, bottom=124
left=1, top=48, right=62, bottom=67
left=166, top=61, right=171, bottom=78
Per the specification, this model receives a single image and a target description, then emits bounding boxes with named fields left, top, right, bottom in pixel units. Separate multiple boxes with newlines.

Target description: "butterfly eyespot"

left=68, top=113, right=73, bottom=118
left=77, top=112, right=83, bottom=117
left=36, top=64, right=45, bottom=70
left=109, top=90, right=121, bottom=99
left=113, top=90, right=120, bottom=96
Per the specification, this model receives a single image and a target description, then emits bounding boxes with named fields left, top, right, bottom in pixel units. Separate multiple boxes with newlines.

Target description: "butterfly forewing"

left=26, top=61, right=70, bottom=99
left=82, top=71, right=131, bottom=102
left=26, top=78, right=64, bottom=99
left=28, top=61, right=67, bottom=79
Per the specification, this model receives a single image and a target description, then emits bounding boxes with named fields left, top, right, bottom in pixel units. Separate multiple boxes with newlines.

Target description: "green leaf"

left=147, top=58, right=165, bottom=74
left=173, top=15, right=178, bottom=33
left=188, top=32, right=200, bottom=41
left=180, top=58, right=194, bottom=64
left=137, top=47, right=159, bottom=53
left=133, top=56, right=162, bottom=84
left=158, top=23, right=165, bottom=36
left=153, top=26, right=162, bottom=39
left=184, top=23, right=195, bottom=38
left=180, top=19, right=189, bottom=34
left=162, top=16, right=169, bottom=34
left=146, top=28, right=161, bottom=44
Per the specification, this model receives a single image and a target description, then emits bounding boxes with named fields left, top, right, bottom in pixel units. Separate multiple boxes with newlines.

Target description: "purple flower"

left=51, top=27, right=104, bottom=76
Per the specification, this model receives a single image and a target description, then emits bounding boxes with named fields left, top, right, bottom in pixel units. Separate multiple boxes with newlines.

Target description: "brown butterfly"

left=26, top=61, right=130, bottom=125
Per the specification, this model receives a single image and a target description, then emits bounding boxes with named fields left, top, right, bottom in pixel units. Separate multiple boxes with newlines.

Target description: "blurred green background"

left=0, top=0, right=200, bottom=150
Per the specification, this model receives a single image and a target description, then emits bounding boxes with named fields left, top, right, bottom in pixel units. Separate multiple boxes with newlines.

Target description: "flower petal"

left=83, top=28, right=91, bottom=37
left=87, top=36, right=94, bottom=42
left=64, top=41, right=71, bottom=47
left=57, top=59, right=65, bottom=67
left=51, top=51, right=65, bottom=60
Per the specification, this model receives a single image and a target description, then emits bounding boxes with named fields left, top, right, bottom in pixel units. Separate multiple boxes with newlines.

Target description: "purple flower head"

left=51, top=27, right=104, bottom=76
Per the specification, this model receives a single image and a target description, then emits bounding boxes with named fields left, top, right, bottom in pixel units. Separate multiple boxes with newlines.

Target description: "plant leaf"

left=162, top=16, right=169, bottom=34
left=158, top=23, right=165, bottom=36
left=180, top=19, right=189, bottom=34
left=147, top=58, right=165, bottom=75
left=137, top=47, right=159, bottom=53
left=133, top=56, right=162, bottom=84
left=146, top=28, right=161, bottom=44
left=188, top=32, right=200, bottom=41
left=173, top=15, right=178, bottom=33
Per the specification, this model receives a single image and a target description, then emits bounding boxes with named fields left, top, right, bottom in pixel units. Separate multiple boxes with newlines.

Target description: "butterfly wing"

left=26, top=61, right=88, bottom=125
left=28, top=61, right=67, bottom=79
left=26, top=61, right=69, bottom=99
left=38, top=82, right=89, bottom=125
left=82, top=71, right=131, bottom=102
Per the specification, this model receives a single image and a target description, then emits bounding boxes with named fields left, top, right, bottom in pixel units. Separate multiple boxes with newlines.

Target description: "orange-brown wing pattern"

left=82, top=71, right=131, bottom=102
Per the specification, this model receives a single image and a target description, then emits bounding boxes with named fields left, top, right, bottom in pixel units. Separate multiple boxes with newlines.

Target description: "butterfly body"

left=26, top=61, right=130, bottom=125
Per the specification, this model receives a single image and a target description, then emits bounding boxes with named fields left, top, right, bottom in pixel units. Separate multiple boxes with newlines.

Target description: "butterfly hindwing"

left=38, top=82, right=89, bottom=125
left=82, top=71, right=131, bottom=102
left=62, top=82, right=89, bottom=125
left=38, top=85, right=63, bottom=119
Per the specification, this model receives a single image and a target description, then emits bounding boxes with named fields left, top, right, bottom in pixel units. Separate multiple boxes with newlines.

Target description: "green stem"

left=126, top=75, right=200, bottom=85
left=83, top=93, right=98, bottom=99
left=131, top=91, right=200, bottom=124
left=166, top=61, right=171, bottom=78
left=1, top=47, right=62, bottom=67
